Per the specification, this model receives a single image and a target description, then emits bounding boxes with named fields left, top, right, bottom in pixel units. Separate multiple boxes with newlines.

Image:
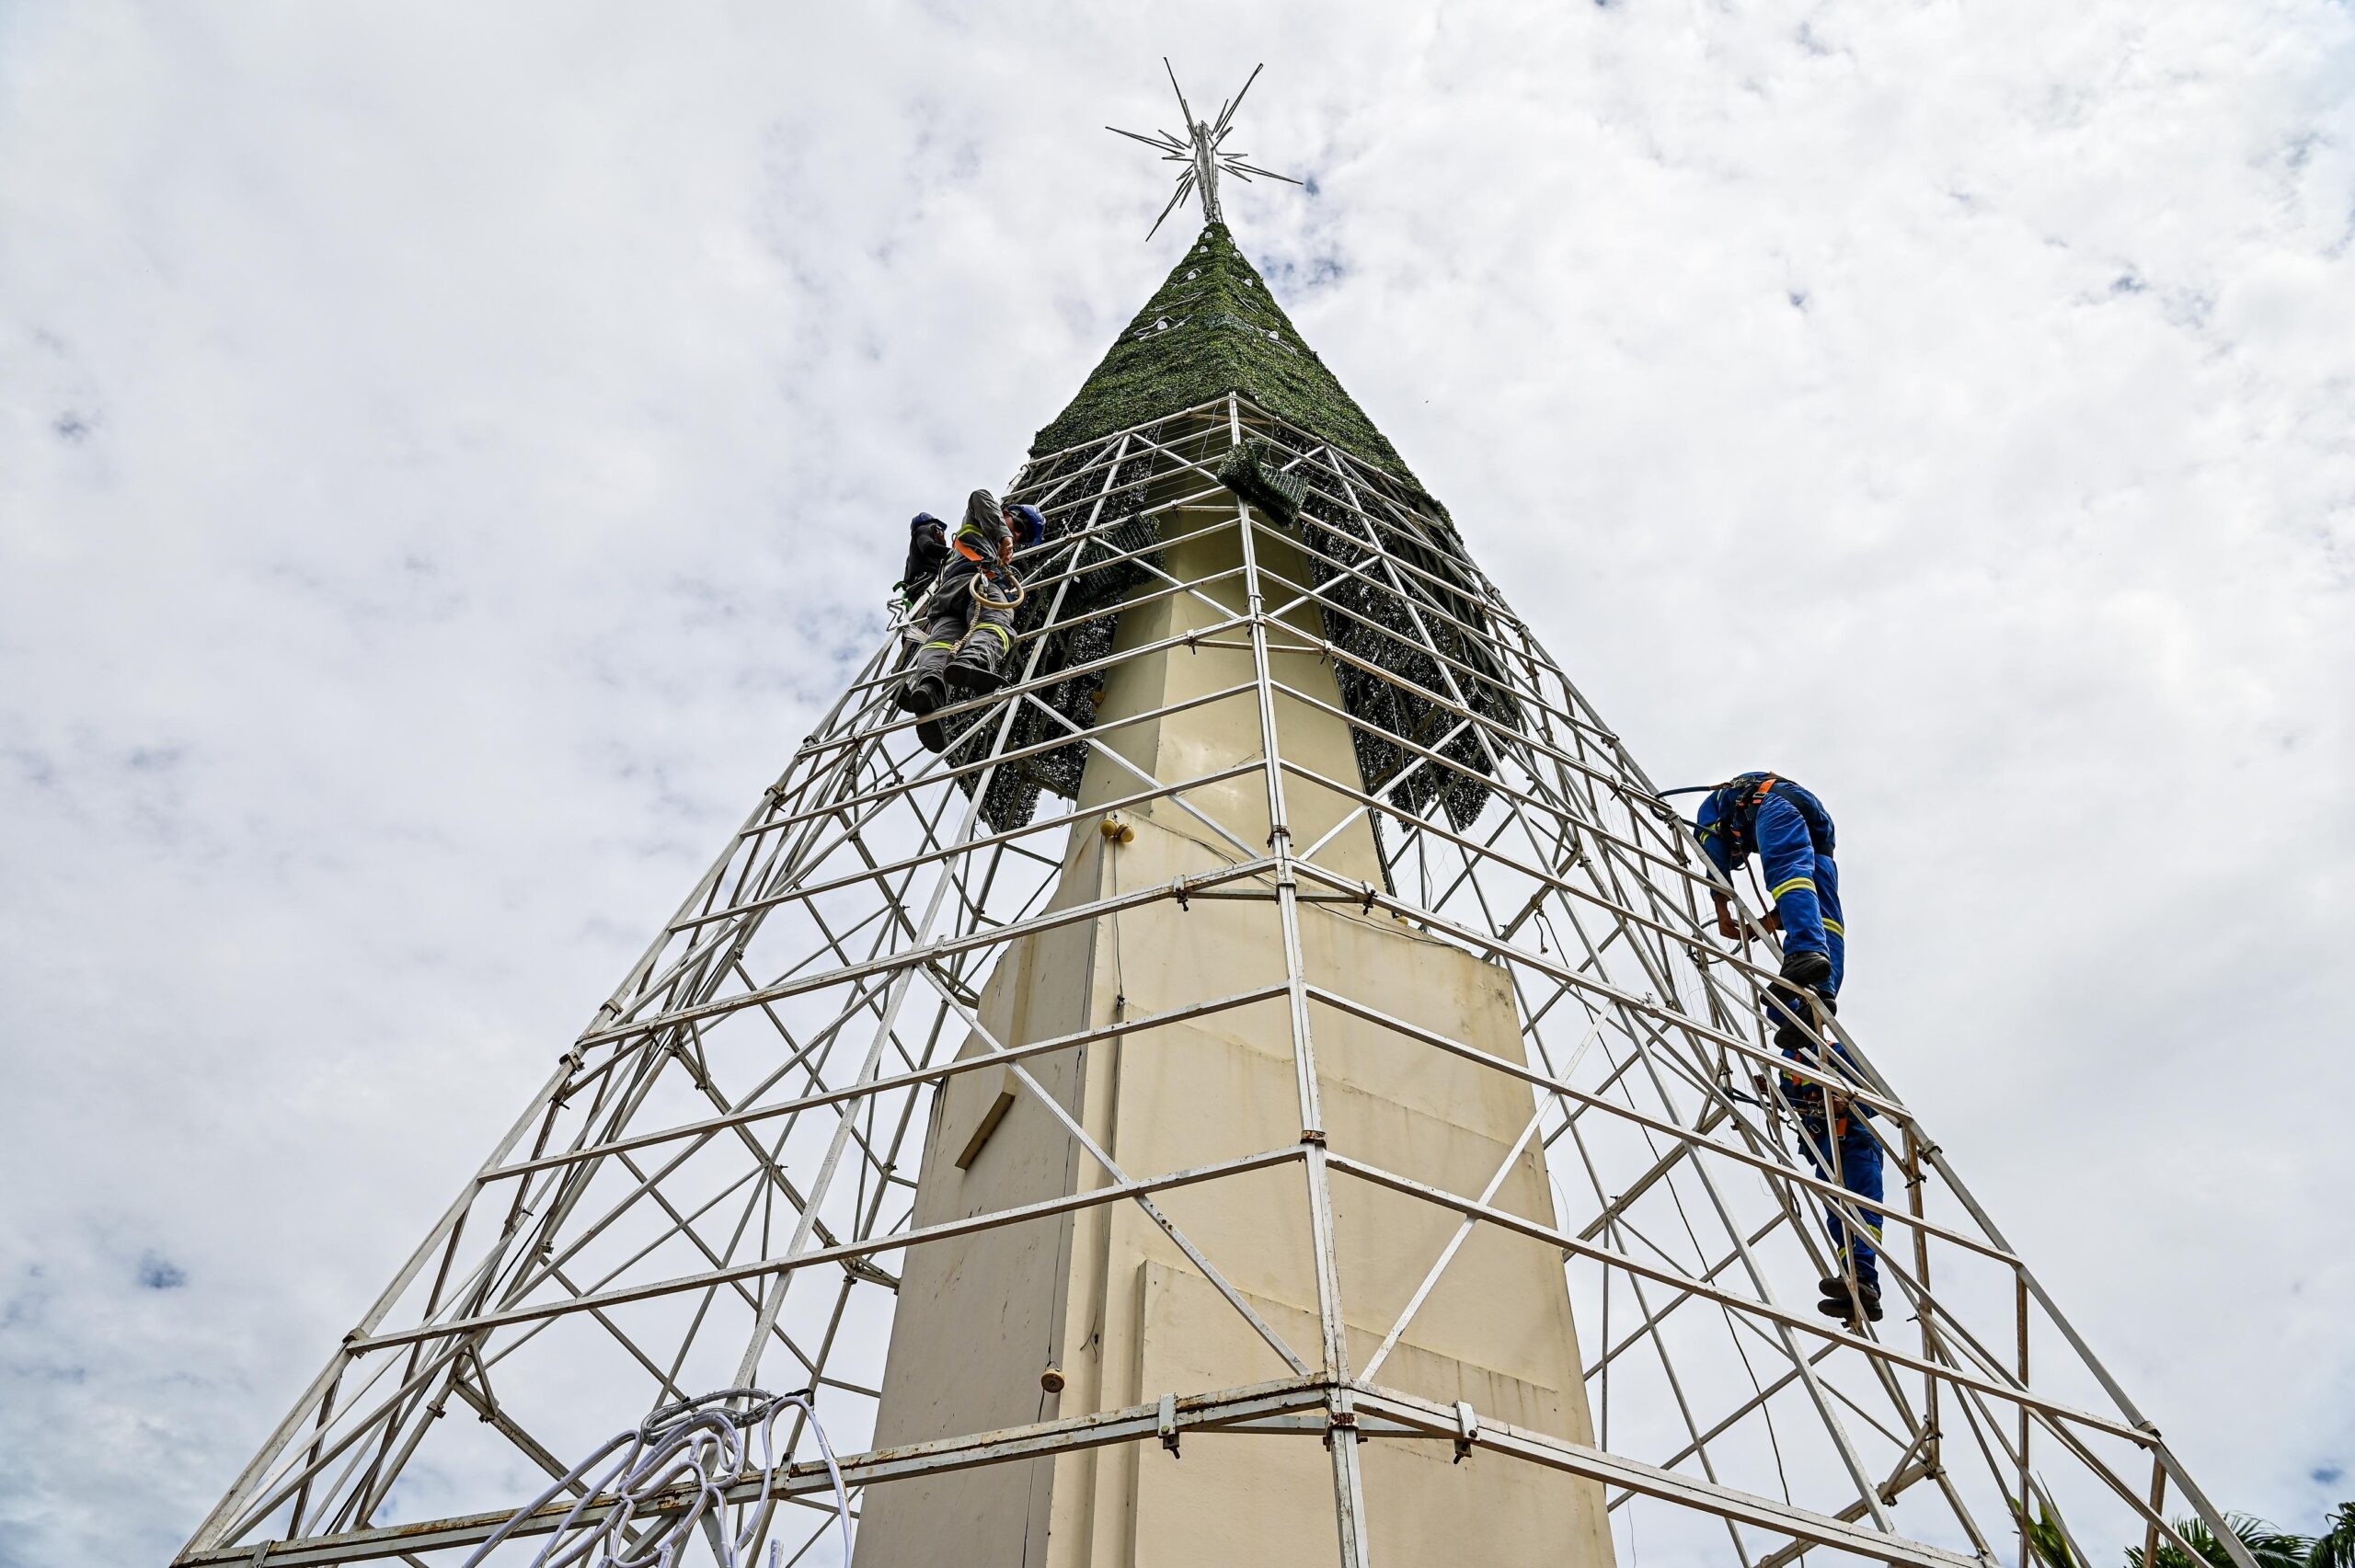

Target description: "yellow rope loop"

left=970, top=570, right=1026, bottom=612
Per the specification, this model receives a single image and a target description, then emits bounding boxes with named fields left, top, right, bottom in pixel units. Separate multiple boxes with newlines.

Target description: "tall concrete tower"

left=851, top=233, right=1614, bottom=1565
left=176, top=87, right=2257, bottom=1568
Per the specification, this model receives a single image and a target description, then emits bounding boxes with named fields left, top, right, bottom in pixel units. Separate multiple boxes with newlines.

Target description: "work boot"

left=1779, top=949, right=1833, bottom=993
left=898, top=675, right=949, bottom=753
left=896, top=673, right=945, bottom=716
left=1770, top=988, right=1827, bottom=1051
left=1816, top=1274, right=1883, bottom=1325
left=1770, top=956, right=1833, bottom=1048
left=946, top=658, right=1005, bottom=695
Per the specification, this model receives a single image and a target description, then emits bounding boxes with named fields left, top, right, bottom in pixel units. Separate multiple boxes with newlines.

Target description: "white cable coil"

left=462, top=1388, right=851, bottom=1568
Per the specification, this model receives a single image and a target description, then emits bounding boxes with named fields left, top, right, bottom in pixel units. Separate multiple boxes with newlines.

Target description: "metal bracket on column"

left=1325, top=1389, right=1361, bottom=1450
left=1157, top=1393, right=1180, bottom=1458
left=1453, top=1399, right=1481, bottom=1464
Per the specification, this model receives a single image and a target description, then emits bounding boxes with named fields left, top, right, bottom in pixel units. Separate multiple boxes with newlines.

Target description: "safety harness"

left=1722, top=772, right=1780, bottom=859
left=1711, top=772, right=1836, bottom=862
left=951, top=523, right=1025, bottom=610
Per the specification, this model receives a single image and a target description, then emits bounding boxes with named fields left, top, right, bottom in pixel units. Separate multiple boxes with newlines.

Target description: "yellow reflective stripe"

left=920, top=640, right=958, bottom=651
left=1821, top=919, right=1844, bottom=936
left=973, top=624, right=1013, bottom=647
left=1766, top=876, right=1817, bottom=901
left=1835, top=1232, right=1880, bottom=1268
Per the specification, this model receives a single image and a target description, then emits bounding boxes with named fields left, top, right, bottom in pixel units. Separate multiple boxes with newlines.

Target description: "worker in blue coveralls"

left=894, top=489, right=1048, bottom=752
left=1695, top=773, right=1884, bottom=1327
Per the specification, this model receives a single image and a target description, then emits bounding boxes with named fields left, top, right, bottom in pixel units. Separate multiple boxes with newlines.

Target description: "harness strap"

left=953, top=527, right=1014, bottom=568
left=1725, top=773, right=1780, bottom=856
left=1732, top=773, right=1836, bottom=859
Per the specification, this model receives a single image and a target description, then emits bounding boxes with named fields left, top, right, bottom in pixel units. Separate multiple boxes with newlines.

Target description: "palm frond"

left=2125, top=1513, right=2308, bottom=1568
left=2310, top=1503, right=2355, bottom=1568
left=2015, top=1497, right=2090, bottom=1568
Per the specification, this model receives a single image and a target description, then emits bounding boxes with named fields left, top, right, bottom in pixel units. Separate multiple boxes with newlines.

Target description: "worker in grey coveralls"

left=895, top=488, right=1046, bottom=751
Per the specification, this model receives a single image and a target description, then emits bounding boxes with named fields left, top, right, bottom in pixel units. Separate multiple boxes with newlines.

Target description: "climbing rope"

left=969, top=569, right=1025, bottom=612
left=461, top=1388, right=851, bottom=1568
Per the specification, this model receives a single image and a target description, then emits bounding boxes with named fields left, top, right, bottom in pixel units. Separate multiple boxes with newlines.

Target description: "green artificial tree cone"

left=1031, top=223, right=1453, bottom=533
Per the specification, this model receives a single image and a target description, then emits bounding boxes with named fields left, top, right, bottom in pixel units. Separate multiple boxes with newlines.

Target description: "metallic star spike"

left=1108, top=59, right=1304, bottom=239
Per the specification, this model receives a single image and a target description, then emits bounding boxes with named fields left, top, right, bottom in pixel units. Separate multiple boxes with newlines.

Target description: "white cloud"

left=2, top=0, right=2349, bottom=1561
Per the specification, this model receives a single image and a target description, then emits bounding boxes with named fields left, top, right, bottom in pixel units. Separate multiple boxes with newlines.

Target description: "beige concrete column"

left=1077, top=503, right=1384, bottom=887
left=856, top=500, right=1614, bottom=1567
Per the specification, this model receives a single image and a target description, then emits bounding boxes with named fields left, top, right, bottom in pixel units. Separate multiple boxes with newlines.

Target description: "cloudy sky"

left=3, top=2, right=2351, bottom=1562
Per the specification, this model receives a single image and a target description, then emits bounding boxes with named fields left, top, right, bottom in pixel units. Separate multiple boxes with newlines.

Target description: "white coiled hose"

left=462, top=1388, right=851, bottom=1568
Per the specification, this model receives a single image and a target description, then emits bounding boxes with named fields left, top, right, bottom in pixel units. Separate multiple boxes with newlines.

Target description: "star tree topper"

left=1109, top=60, right=1304, bottom=239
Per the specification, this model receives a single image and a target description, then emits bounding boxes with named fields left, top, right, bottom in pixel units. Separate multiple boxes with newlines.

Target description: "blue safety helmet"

left=910, top=511, right=943, bottom=534
left=1005, top=502, right=1048, bottom=548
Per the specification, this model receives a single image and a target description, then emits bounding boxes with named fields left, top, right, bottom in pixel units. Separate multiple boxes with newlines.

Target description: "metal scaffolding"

left=177, top=393, right=2248, bottom=1568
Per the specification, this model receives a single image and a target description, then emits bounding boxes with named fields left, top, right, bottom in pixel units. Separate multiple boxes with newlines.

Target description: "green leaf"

left=2016, top=1496, right=2090, bottom=1568
left=2309, top=1503, right=2355, bottom=1568
left=2123, top=1513, right=2309, bottom=1568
